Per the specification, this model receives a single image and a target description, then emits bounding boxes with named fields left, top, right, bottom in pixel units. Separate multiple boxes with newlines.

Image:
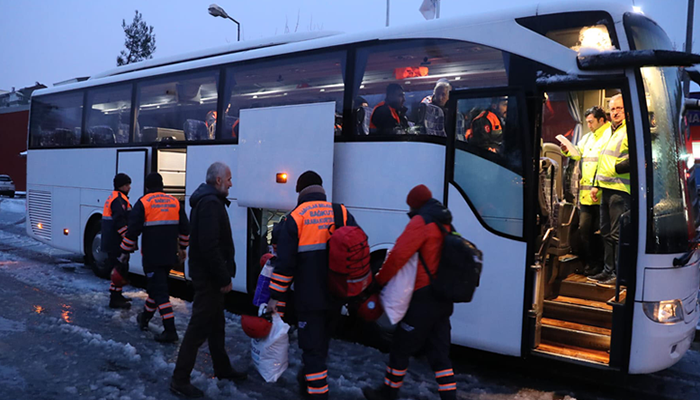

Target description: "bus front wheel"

left=85, top=220, right=110, bottom=279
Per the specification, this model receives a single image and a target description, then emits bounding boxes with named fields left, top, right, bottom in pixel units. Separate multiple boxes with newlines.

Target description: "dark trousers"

left=600, top=190, right=631, bottom=276
left=172, top=281, right=232, bottom=383
left=578, top=205, right=602, bottom=270
left=385, top=287, right=456, bottom=400
left=297, top=305, right=341, bottom=399
left=143, top=266, right=175, bottom=329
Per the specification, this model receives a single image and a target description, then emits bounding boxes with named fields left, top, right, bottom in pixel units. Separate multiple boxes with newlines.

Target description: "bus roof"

left=34, top=1, right=638, bottom=97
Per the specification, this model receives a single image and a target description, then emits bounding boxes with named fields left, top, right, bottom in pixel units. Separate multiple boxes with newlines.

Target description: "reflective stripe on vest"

left=595, top=121, right=630, bottom=194
left=577, top=122, right=611, bottom=205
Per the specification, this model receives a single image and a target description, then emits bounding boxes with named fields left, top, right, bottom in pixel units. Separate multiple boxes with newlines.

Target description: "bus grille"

left=28, top=190, right=52, bottom=241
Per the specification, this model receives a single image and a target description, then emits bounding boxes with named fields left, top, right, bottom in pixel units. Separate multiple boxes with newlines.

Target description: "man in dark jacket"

left=267, top=171, right=357, bottom=399
left=170, top=162, right=246, bottom=398
left=120, top=172, right=190, bottom=343
left=364, top=185, right=457, bottom=400
left=370, top=84, right=409, bottom=135
left=102, top=173, right=132, bottom=309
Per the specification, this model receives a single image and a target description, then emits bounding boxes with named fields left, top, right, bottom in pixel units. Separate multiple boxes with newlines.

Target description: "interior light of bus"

left=63, top=229, right=69, bottom=236
left=360, top=85, right=365, bottom=89
left=276, top=173, right=288, bottom=184
left=454, top=76, right=461, bottom=81
left=574, top=26, right=613, bottom=52
left=320, top=89, right=325, bottom=92
left=37, top=223, right=43, bottom=230
left=253, top=95, right=258, bottom=99
left=642, top=299, right=684, bottom=324
left=394, top=67, right=429, bottom=80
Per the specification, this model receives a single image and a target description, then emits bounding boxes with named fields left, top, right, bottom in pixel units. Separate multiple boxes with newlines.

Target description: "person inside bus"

left=355, top=96, right=372, bottom=135
left=416, top=79, right=451, bottom=137
left=370, top=83, right=409, bottom=135
left=561, top=106, right=611, bottom=277
left=466, top=97, right=507, bottom=153
left=589, top=94, right=630, bottom=287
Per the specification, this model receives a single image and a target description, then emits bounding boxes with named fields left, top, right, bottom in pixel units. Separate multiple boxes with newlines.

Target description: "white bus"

left=26, top=2, right=700, bottom=374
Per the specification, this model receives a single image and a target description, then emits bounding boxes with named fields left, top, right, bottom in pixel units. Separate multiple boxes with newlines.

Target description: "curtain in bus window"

left=354, top=40, right=507, bottom=136
left=224, top=51, right=346, bottom=139
left=86, top=84, right=132, bottom=145
left=135, top=70, right=219, bottom=143
left=29, top=92, right=84, bottom=148
left=453, top=96, right=523, bottom=237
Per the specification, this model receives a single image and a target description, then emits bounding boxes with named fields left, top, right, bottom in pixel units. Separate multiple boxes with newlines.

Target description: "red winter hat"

left=406, top=184, right=432, bottom=210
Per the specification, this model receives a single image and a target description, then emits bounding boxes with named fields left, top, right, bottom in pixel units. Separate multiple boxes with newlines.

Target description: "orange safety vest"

left=369, top=101, right=401, bottom=129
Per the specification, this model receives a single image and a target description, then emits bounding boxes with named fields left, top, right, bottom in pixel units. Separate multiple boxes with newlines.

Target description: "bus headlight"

left=643, top=300, right=684, bottom=324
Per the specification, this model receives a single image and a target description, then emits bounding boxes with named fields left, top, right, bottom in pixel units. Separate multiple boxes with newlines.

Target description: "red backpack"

left=328, top=203, right=371, bottom=299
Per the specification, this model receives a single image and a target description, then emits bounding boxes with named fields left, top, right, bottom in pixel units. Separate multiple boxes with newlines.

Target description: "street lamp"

left=208, top=3, right=240, bottom=42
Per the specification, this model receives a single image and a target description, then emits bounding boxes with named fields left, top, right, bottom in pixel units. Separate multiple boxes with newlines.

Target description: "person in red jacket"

left=363, top=184, right=456, bottom=400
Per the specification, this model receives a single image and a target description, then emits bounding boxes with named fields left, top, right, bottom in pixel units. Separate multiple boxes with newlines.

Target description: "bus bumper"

left=628, top=299, right=698, bottom=374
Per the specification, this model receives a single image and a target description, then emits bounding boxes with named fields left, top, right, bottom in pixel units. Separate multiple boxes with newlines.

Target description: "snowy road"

left=1, top=197, right=700, bottom=400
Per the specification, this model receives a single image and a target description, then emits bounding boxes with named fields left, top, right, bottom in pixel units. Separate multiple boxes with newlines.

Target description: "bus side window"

left=452, top=96, right=524, bottom=237
left=29, top=92, right=84, bottom=148
left=135, top=70, right=219, bottom=143
left=85, top=84, right=132, bottom=145
left=224, top=51, right=346, bottom=140
left=353, top=40, right=506, bottom=136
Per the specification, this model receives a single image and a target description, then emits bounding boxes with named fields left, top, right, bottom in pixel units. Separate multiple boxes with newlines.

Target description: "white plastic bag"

left=380, top=253, right=418, bottom=325
left=251, top=313, right=289, bottom=382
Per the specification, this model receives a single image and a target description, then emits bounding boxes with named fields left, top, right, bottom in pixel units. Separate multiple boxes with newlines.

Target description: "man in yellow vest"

left=561, top=106, right=610, bottom=277
left=589, top=94, right=631, bottom=287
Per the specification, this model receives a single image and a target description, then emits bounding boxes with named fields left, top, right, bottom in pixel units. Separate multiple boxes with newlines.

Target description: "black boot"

left=155, top=329, right=179, bottom=343
left=155, top=318, right=178, bottom=343
left=170, top=379, right=204, bottom=398
left=362, top=385, right=397, bottom=400
left=137, top=312, right=152, bottom=331
left=118, top=292, right=133, bottom=302
left=109, top=292, right=131, bottom=309
left=216, top=367, right=248, bottom=383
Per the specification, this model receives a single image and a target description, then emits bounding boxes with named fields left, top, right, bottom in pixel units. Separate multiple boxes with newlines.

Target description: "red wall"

left=0, top=109, right=28, bottom=192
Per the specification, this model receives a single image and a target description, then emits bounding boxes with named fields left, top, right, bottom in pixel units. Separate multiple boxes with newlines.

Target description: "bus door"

left=531, top=81, right=634, bottom=369
left=151, top=143, right=188, bottom=278
left=444, top=88, right=535, bottom=356
left=115, top=149, right=147, bottom=276
left=236, top=102, right=337, bottom=294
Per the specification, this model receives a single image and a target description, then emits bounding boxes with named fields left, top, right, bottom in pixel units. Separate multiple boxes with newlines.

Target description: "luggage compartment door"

left=236, top=102, right=336, bottom=210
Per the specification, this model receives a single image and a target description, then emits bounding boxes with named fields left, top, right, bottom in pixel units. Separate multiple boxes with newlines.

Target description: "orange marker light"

left=276, top=173, right=288, bottom=184
left=63, top=229, right=69, bottom=235
left=37, top=223, right=43, bottom=230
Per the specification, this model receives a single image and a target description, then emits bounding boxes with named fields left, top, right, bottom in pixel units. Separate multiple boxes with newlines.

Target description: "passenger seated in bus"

left=354, top=97, right=372, bottom=135
left=370, top=83, right=409, bottom=135
left=466, top=97, right=507, bottom=152
left=205, top=110, right=217, bottom=139
left=416, top=79, right=451, bottom=137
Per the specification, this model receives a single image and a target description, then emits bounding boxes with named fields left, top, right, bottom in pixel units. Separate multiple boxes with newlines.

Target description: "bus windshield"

left=625, top=13, right=695, bottom=253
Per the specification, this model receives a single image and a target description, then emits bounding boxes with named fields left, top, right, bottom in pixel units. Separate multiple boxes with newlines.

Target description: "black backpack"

left=419, top=223, right=483, bottom=303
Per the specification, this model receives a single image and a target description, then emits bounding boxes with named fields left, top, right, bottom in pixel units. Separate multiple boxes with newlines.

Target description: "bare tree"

left=116, top=10, right=156, bottom=66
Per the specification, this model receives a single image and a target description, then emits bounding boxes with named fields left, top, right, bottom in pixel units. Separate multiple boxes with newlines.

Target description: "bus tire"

left=84, top=218, right=110, bottom=279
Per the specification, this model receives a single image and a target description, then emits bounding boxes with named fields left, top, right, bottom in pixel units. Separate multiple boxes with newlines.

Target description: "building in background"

left=0, top=82, right=46, bottom=193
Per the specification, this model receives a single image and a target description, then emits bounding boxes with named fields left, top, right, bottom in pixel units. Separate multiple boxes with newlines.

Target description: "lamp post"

left=208, top=3, right=240, bottom=41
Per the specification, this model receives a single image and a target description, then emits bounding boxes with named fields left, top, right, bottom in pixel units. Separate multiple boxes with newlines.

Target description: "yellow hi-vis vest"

left=594, top=120, right=631, bottom=194
left=563, top=122, right=611, bottom=205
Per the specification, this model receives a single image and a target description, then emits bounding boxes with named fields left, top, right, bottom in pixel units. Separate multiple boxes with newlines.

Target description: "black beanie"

left=145, top=172, right=163, bottom=192
left=296, top=170, right=323, bottom=193
left=113, top=173, right=131, bottom=190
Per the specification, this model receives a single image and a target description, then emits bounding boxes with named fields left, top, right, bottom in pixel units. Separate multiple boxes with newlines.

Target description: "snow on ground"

left=0, top=198, right=26, bottom=215
left=3, top=198, right=700, bottom=399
